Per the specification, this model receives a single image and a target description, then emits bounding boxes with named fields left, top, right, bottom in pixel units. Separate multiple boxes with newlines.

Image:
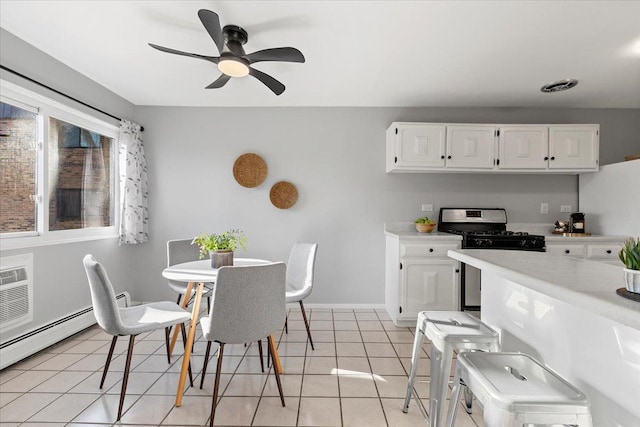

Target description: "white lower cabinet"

left=400, top=259, right=458, bottom=320
left=385, top=235, right=461, bottom=326
left=546, top=238, right=624, bottom=265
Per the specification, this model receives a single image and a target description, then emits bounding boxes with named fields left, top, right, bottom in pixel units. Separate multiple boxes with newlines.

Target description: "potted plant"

left=192, top=229, right=248, bottom=268
left=619, top=237, right=640, bottom=293
left=414, top=216, right=436, bottom=233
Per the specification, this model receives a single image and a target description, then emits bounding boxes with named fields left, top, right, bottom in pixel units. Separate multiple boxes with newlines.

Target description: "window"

left=0, top=80, right=119, bottom=248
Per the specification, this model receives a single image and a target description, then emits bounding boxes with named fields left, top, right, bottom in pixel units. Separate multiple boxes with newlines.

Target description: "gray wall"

left=1, top=28, right=138, bottom=339
left=132, top=106, right=640, bottom=305
left=2, top=25, right=640, bottom=338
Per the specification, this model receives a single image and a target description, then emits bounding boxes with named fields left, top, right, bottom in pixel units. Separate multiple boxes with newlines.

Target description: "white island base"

left=448, top=249, right=640, bottom=427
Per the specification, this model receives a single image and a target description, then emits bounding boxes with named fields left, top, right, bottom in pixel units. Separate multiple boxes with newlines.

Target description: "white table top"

left=448, top=249, right=640, bottom=331
left=162, top=258, right=271, bottom=283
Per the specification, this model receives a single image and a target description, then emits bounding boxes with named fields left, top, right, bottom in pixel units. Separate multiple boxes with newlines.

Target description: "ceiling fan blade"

left=249, top=67, right=285, bottom=95
left=198, top=9, right=224, bottom=53
left=149, top=43, right=219, bottom=64
left=205, top=74, right=231, bottom=89
left=246, top=47, right=305, bottom=64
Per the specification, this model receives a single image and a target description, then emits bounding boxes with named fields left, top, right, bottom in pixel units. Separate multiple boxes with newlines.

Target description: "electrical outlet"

left=560, top=205, right=572, bottom=213
left=540, top=203, right=549, bottom=215
left=422, top=204, right=433, bottom=212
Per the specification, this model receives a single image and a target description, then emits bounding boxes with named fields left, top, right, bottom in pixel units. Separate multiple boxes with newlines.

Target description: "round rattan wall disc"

left=270, top=181, right=298, bottom=209
left=233, top=153, right=268, bottom=188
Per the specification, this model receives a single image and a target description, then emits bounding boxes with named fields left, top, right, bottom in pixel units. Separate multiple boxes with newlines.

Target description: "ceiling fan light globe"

left=218, top=58, right=249, bottom=78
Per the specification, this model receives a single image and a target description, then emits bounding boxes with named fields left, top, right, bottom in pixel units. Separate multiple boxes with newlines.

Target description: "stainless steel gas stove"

left=438, top=208, right=546, bottom=310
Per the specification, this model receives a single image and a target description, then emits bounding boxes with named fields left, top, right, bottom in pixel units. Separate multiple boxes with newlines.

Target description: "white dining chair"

left=199, top=262, right=287, bottom=427
left=284, top=243, right=318, bottom=350
left=82, top=254, right=192, bottom=421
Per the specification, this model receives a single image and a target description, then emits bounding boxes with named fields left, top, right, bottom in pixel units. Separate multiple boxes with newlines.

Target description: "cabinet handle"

left=447, top=155, right=452, bottom=159
left=565, top=249, right=570, bottom=254
left=455, top=269, right=460, bottom=273
left=550, top=156, right=556, bottom=161
left=429, top=248, right=434, bottom=253
left=441, top=155, right=445, bottom=159
left=606, top=249, right=612, bottom=254
left=544, top=156, right=549, bottom=161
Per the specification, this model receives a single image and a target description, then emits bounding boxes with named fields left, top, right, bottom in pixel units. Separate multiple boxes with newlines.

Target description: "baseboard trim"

left=288, top=303, right=386, bottom=310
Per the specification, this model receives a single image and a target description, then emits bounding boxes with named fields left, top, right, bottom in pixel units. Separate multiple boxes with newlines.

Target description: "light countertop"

left=385, top=222, right=628, bottom=242
left=447, top=249, right=640, bottom=330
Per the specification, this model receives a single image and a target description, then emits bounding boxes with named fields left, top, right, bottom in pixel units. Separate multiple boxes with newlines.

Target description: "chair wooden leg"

left=117, top=335, right=136, bottom=421
left=180, top=323, right=194, bottom=388
left=209, top=343, right=225, bottom=427
left=100, top=335, right=118, bottom=389
left=258, top=340, right=264, bottom=372
left=267, top=335, right=285, bottom=407
left=167, top=295, right=183, bottom=345
left=299, top=301, right=314, bottom=350
left=200, top=341, right=212, bottom=389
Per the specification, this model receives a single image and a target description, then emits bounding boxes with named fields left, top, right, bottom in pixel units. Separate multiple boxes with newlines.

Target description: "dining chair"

left=284, top=243, right=318, bottom=350
left=167, top=238, right=213, bottom=309
left=82, top=254, right=192, bottom=421
left=199, top=262, right=287, bottom=427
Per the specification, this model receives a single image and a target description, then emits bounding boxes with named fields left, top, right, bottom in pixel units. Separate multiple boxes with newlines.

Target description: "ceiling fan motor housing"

left=223, top=25, right=248, bottom=45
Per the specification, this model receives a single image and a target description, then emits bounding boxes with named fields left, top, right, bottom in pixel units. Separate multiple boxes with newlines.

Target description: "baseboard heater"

left=0, top=291, right=130, bottom=370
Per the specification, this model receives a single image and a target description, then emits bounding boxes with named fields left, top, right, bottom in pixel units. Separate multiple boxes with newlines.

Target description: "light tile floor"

left=0, top=308, right=484, bottom=426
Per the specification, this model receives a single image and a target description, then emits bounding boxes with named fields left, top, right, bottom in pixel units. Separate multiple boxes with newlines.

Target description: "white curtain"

left=118, top=120, right=148, bottom=244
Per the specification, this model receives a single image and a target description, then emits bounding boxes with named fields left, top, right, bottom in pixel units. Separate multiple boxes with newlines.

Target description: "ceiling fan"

left=149, top=9, right=305, bottom=95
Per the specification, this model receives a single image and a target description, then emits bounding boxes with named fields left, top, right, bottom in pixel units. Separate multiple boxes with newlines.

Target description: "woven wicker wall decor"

left=233, top=153, right=268, bottom=188
left=270, top=181, right=298, bottom=209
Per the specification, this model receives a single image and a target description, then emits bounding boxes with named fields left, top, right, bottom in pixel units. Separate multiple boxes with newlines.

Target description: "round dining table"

left=162, top=257, right=275, bottom=406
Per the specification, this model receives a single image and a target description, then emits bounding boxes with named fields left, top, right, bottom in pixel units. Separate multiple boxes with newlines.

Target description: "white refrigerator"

left=579, top=160, right=640, bottom=237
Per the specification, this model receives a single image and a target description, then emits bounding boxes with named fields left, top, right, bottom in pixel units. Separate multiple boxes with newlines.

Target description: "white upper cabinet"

left=386, top=122, right=599, bottom=173
left=386, top=123, right=446, bottom=172
left=548, top=125, right=599, bottom=170
left=498, top=126, right=548, bottom=170
left=446, top=125, right=496, bottom=169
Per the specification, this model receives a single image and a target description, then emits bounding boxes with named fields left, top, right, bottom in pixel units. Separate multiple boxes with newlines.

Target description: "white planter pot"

left=624, top=268, right=640, bottom=293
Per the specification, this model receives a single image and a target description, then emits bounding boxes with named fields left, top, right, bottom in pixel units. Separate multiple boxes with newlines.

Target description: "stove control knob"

left=474, top=238, right=492, bottom=248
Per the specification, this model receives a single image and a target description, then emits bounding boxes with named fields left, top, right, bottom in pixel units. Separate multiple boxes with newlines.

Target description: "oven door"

left=461, top=264, right=481, bottom=311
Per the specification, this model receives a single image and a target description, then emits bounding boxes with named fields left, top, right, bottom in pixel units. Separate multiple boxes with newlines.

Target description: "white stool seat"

left=446, top=352, right=592, bottom=427
left=403, top=311, right=499, bottom=427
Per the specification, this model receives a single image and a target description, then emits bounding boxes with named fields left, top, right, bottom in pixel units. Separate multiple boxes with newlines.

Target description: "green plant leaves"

left=619, top=237, right=640, bottom=270
left=192, top=229, right=247, bottom=259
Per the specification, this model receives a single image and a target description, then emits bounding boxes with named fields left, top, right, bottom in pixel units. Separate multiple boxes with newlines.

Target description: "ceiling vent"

left=541, top=79, right=578, bottom=93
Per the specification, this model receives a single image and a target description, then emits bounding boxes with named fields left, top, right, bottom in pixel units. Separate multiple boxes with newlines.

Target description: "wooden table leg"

left=175, top=282, right=203, bottom=407
left=169, top=282, right=194, bottom=356
left=267, top=334, right=283, bottom=375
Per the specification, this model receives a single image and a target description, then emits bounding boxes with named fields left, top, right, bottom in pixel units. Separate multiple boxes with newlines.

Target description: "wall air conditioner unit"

left=0, top=253, right=34, bottom=332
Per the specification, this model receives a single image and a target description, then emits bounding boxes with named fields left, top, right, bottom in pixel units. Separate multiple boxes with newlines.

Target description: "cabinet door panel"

left=446, top=126, right=496, bottom=169
left=400, top=260, right=458, bottom=319
left=499, top=126, right=548, bottom=169
left=396, top=124, right=446, bottom=168
left=549, top=126, right=599, bottom=169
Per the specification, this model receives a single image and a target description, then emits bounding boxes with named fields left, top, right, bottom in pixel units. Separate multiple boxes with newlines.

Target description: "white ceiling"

left=1, top=1, right=639, bottom=108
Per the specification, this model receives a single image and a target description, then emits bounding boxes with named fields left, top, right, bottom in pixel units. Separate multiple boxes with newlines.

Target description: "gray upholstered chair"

left=167, top=238, right=214, bottom=307
left=82, top=254, right=192, bottom=421
left=284, top=243, right=318, bottom=349
left=199, top=262, right=286, bottom=427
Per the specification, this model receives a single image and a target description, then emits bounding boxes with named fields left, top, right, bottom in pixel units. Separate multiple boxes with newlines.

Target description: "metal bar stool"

left=403, top=311, right=499, bottom=427
left=445, top=352, right=592, bottom=427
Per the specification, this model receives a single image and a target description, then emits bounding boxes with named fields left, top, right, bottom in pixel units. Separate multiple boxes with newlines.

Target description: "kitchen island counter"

left=447, top=249, right=640, bottom=426
left=448, top=249, right=639, bottom=329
